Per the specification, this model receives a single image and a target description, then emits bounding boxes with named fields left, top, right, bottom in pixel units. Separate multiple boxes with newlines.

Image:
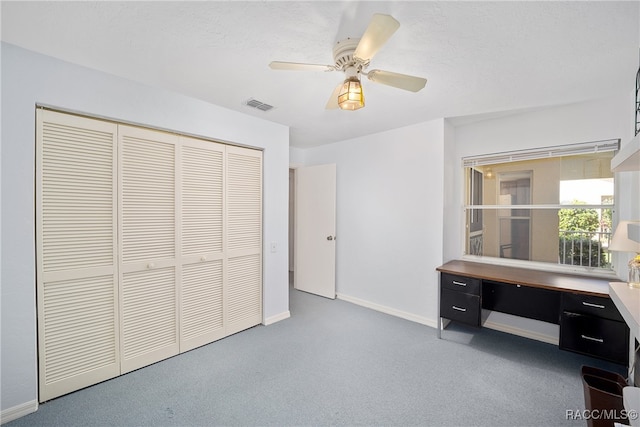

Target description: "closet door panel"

left=227, top=148, right=262, bottom=254
left=181, top=260, right=224, bottom=350
left=36, top=110, right=119, bottom=402
left=120, top=267, right=177, bottom=372
left=227, top=253, right=262, bottom=334
left=181, top=139, right=224, bottom=258
left=40, top=275, right=118, bottom=401
left=226, top=146, right=263, bottom=334
left=119, top=125, right=179, bottom=373
left=179, top=137, right=225, bottom=351
left=120, top=127, right=176, bottom=264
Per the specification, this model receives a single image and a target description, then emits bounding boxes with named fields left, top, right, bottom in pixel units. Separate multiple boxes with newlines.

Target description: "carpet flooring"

left=5, top=286, right=626, bottom=426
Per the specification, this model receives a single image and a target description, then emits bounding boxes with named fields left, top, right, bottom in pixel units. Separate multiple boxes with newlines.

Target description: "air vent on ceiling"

left=245, top=98, right=275, bottom=112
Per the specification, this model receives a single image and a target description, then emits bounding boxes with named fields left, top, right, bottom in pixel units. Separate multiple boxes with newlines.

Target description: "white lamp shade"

left=608, top=220, right=640, bottom=253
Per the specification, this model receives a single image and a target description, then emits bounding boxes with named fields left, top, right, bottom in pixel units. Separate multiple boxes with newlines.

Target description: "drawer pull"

left=452, top=306, right=467, bottom=312
left=582, top=301, right=605, bottom=309
left=452, top=281, right=467, bottom=287
left=581, top=334, right=604, bottom=343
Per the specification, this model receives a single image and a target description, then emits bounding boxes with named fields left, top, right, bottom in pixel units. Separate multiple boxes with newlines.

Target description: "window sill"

left=460, top=254, right=621, bottom=280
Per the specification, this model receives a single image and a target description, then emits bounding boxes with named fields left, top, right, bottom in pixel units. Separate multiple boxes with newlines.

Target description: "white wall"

left=0, top=43, right=290, bottom=416
left=442, top=119, right=460, bottom=263
left=289, top=146, right=306, bottom=166
left=300, top=120, right=445, bottom=325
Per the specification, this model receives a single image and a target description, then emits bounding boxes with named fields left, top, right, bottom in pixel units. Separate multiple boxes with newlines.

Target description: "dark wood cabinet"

left=561, top=292, right=624, bottom=322
left=559, top=293, right=629, bottom=364
left=440, top=272, right=481, bottom=326
left=437, top=260, right=629, bottom=365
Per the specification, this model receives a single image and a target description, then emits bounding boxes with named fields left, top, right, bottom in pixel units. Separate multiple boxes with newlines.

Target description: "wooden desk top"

left=437, top=260, right=614, bottom=297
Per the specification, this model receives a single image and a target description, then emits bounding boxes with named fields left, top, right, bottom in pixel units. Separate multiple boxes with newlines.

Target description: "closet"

left=36, top=109, right=262, bottom=401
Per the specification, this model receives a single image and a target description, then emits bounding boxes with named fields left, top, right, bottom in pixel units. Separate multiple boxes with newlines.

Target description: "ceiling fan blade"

left=269, top=61, right=334, bottom=72
left=353, top=14, right=400, bottom=63
left=325, top=83, right=343, bottom=110
left=366, top=69, right=427, bottom=92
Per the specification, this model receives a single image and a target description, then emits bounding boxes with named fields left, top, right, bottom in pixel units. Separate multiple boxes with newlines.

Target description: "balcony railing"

left=559, top=230, right=612, bottom=268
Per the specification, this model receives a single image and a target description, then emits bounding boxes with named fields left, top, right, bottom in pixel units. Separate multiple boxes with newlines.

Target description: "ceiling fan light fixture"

left=338, top=77, right=365, bottom=111
left=269, top=14, right=427, bottom=110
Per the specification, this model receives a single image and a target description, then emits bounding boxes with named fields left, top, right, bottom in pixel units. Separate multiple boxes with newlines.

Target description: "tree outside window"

left=558, top=200, right=611, bottom=268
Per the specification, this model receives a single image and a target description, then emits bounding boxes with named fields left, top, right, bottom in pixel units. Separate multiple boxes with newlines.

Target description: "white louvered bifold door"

left=179, top=136, right=226, bottom=351
left=225, top=146, right=263, bottom=335
left=37, top=111, right=264, bottom=400
left=118, top=125, right=179, bottom=373
left=36, top=110, right=119, bottom=402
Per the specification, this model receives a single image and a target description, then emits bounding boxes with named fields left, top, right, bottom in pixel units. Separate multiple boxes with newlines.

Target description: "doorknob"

left=327, top=235, right=336, bottom=241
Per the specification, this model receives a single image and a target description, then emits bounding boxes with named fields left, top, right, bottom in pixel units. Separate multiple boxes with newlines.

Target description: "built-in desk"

left=436, top=260, right=629, bottom=365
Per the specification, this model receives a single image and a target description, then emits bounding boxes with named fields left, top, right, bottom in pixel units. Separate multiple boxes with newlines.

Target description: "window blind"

left=462, top=139, right=620, bottom=168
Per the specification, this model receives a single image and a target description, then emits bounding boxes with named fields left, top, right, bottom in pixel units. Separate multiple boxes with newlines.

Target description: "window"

left=463, top=140, right=619, bottom=273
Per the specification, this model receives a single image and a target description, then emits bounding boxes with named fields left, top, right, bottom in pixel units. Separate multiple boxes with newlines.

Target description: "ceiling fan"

left=269, top=14, right=427, bottom=111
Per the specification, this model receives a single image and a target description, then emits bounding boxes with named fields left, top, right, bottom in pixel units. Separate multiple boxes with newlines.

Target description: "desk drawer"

left=562, top=293, right=623, bottom=322
left=482, top=280, right=560, bottom=324
left=560, top=311, right=629, bottom=365
left=440, top=288, right=481, bottom=326
left=441, top=273, right=480, bottom=295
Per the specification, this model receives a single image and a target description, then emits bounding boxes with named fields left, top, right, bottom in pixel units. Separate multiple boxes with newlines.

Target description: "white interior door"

left=294, top=163, right=336, bottom=299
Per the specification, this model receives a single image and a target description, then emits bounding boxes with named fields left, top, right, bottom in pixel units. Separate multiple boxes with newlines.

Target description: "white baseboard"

left=263, top=310, right=290, bottom=326
left=1, top=400, right=38, bottom=424
left=482, top=320, right=559, bottom=345
left=336, top=293, right=437, bottom=328
left=336, top=293, right=559, bottom=346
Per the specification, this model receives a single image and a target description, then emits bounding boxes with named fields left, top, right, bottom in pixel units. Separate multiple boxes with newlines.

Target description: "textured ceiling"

left=2, top=1, right=638, bottom=148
